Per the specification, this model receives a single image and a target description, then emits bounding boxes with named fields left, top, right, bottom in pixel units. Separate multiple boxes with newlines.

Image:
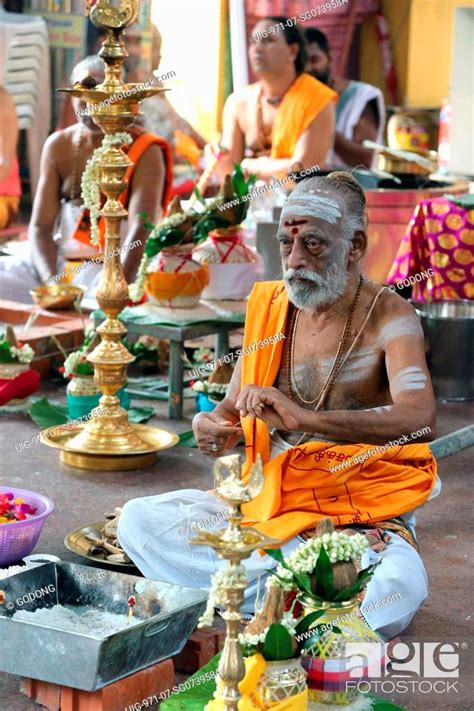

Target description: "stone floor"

left=0, top=386, right=472, bottom=710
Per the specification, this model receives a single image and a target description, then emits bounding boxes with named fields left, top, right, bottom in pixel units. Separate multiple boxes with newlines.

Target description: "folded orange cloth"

left=239, top=281, right=437, bottom=544
left=145, top=263, right=209, bottom=300
left=205, top=654, right=308, bottom=710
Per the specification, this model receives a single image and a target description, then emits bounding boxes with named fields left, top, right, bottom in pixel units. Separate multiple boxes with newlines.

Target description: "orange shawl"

left=73, top=130, right=173, bottom=251
left=271, top=73, right=337, bottom=159
left=240, top=281, right=437, bottom=544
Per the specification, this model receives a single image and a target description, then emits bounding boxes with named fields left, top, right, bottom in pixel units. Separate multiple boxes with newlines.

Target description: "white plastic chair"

left=0, top=7, right=51, bottom=194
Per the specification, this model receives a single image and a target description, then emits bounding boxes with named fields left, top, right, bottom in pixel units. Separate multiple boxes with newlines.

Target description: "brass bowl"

left=30, top=285, right=85, bottom=310
left=64, top=520, right=137, bottom=569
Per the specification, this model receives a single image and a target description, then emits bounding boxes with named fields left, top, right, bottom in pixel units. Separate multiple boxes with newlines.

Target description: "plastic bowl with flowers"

left=0, top=488, right=54, bottom=566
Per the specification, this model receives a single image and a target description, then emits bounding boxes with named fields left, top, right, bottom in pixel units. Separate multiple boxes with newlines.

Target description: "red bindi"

left=291, top=227, right=299, bottom=235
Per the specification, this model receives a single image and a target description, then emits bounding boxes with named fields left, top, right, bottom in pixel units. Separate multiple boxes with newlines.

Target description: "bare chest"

left=240, top=93, right=278, bottom=156
left=275, top=320, right=389, bottom=411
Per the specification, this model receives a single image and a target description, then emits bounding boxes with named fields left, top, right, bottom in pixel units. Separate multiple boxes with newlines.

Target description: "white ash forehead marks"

left=376, top=316, right=424, bottom=348
left=281, top=193, right=342, bottom=225
left=391, top=366, right=427, bottom=395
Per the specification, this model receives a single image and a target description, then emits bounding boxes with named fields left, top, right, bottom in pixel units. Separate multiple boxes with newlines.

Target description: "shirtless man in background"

left=213, top=17, right=336, bottom=181
left=0, top=57, right=168, bottom=303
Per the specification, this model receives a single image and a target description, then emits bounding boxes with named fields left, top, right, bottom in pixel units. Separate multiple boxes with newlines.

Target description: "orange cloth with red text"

left=271, top=74, right=337, bottom=159
left=240, top=281, right=437, bottom=543
left=73, top=130, right=172, bottom=251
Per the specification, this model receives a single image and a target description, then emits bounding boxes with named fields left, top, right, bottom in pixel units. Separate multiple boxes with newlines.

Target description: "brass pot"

left=299, top=596, right=381, bottom=705
left=255, top=657, right=307, bottom=705
left=67, top=375, right=100, bottom=397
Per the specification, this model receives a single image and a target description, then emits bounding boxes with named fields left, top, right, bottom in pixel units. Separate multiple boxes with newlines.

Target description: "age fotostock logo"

left=345, top=641, right=464, bottom=695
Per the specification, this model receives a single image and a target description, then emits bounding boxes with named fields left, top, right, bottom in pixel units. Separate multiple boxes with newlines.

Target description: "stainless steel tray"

left=0, top=562, right=207, bottom=690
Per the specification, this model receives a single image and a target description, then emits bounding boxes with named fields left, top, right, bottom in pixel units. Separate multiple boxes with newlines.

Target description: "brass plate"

left=64, top=520, right=137, bottom=568
left=41, top=423, right=179, bottom=455
left=30, top=285, right=85, bottom=310
left=59, top=449, right=160, bottom=471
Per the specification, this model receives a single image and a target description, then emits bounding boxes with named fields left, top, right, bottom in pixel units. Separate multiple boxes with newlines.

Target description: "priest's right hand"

left=192, top=411, right=243, bottom=457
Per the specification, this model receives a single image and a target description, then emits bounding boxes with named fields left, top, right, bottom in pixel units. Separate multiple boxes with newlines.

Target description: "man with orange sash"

left=0, top=56, right=172, bottom=305
left=211, top=17, right=336, bottom=182
left=118, top=172, right=440, bottom=639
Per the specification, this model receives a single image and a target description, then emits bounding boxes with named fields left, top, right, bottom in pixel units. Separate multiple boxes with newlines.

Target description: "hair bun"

left=328, top=171, right=367, bottom=207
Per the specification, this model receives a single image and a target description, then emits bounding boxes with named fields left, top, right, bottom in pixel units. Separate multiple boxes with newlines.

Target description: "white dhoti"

left=0, top=250, right=102, bottom=305
left=0, top=200, right=124, bottom=308
left=118, top=437, right=436, bottom=639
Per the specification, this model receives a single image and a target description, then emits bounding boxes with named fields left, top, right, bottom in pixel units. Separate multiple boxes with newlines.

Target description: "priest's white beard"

left=283, top=246, right=351, bottom=312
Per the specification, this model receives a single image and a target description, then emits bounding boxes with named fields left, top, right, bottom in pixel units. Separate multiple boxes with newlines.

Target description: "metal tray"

left=64, top=521, right=137, bottom=569
left=0, top=562, right=207, bottom=690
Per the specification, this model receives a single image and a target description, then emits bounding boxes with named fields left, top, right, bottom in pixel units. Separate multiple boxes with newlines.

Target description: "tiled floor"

left=0, top=388, right=472, bottom=710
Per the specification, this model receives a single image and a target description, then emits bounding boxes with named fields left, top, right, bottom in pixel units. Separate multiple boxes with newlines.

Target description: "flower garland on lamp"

left=81, top=132, right=133, bottom=247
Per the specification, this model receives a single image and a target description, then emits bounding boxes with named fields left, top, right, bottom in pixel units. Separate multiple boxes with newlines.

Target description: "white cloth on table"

left=117, top=433, right=438, bottom=638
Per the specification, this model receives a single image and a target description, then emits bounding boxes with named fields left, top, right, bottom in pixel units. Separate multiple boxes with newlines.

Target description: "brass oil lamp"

left=41, top=0, right=178, bottom=469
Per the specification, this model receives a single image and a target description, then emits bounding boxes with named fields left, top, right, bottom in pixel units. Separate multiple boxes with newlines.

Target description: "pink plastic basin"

left=0, top=487, right=54, bottom=567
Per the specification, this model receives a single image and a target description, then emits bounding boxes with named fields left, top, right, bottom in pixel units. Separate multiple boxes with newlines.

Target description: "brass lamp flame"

left=191, top=454, right=279, bottom=711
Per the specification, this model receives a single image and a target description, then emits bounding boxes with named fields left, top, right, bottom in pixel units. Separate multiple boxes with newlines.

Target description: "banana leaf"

left=262, top=623, right=294, bottom=661
left=29, top=398, right=155, bottom=428
left=314, top=546, right=336, bottom=600
left=294, top=609, right=326, bottom=636
left=192, top=185, right=206, bottom=205
left=177, top=430, right=198, bottom=447
left=29, top=398, right=68, bottom=428
left=160, top=652, right=221, bottom=710
left=0, top=341, right=14, bottom=363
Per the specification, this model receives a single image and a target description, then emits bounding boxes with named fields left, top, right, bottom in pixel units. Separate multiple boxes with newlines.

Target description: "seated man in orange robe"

left=211, top=16, right=337, bottom=182
left=0, top=56, right=172, bottom=305
left=118, top=172, right=439, bottom=639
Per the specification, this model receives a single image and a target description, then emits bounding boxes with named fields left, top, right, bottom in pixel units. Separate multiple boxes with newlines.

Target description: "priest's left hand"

left=235, top=385, right=302, bottom=431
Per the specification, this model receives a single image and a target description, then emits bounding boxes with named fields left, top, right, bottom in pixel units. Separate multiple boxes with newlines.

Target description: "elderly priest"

left=118, top=172, right=440, bottom=639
